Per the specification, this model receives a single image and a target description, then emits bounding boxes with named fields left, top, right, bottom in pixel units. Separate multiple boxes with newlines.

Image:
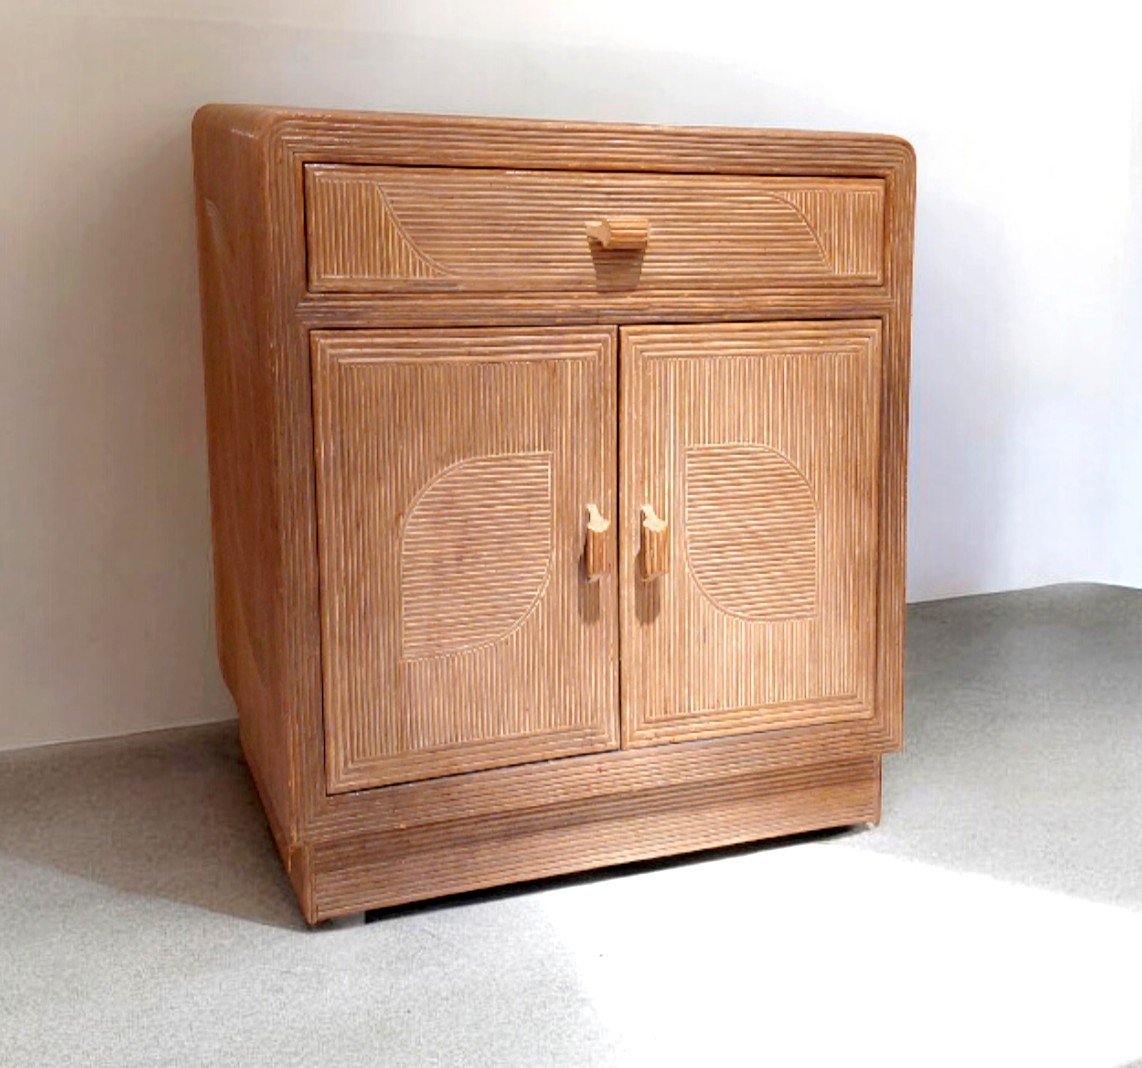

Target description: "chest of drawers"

left=193, top=106, right=915, bottom=924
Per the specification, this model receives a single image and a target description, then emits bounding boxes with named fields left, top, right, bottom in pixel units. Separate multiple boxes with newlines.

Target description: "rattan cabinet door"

left=312, top=327, right=619, bottom=792
left=620, top=321, right=882, bottom=747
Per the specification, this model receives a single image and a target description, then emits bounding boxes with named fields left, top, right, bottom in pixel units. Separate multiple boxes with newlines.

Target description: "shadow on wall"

left=4, top=16, right=875, bottom=751
left=2, top=46, right=225, bottom=749
left=4, top=13, right=939, bottom=750
left=8, top=9, right=1124, bottom=752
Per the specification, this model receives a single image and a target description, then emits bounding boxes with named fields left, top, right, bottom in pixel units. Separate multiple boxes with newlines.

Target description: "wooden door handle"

left=639, top=505, right=669, bottom=580
left=583, top=504, right=612, bottom=581
left=585, top=216, right=649, bottom=251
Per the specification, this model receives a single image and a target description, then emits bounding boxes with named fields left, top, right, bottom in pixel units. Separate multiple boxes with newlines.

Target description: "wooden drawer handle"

left=585, top=216, right=649, bottom=251
left=639, top=505, right=669, bottom=580
left=583, top=504, right=612, bottom=581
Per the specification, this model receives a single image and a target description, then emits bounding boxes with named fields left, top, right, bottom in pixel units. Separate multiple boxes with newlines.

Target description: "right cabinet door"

left=620, top=321, right=883, bottom=747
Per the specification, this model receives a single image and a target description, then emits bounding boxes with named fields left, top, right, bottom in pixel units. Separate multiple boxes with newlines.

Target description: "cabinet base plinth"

left=290, top=756, right=880, bottom=923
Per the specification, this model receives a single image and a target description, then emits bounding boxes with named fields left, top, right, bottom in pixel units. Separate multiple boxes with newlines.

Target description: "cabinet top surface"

left=192, top=105, right=914, bottom=330
left=192, top=104, right=915, bottom=174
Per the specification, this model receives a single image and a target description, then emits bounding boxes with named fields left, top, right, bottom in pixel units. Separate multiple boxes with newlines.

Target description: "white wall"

left=2, top=1, right=1139, bottom=749
left=1107, top=83, right=1142, bottom=588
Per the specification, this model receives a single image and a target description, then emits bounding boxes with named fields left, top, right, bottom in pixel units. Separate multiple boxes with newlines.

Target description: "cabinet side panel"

left=875, top=155, right=916, bottom=752
left=193, top=108, right=299, bottom=844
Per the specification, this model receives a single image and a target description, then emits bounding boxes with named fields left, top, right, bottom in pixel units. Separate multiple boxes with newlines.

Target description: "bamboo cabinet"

left=193, top=106, right=915, bottom=923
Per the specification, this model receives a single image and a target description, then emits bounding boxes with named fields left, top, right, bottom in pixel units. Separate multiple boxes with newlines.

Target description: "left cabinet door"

left=312, top=327, right=619, bottom=792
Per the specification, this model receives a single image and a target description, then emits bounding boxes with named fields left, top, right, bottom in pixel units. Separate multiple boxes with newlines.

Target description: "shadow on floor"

left=0, top=722, right=304, bottom=928
left=3, top=583, right=1139, bottom=927
left=0, top=719, right=867, bottom=930
left=364, top=824, right=861, bottom=923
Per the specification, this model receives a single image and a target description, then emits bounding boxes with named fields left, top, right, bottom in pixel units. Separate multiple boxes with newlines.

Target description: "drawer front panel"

left=620, top=320, right=882, bottom=747
left=312, top=327, right=619, bottom=793
left=305, top=165, right=885, bottom=294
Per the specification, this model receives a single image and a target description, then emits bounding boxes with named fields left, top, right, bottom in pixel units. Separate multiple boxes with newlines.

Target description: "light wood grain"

left=620, top=321, right=882, bottom=748
left=311, top=327, right=619, bottom=792
left=639, top=505, right=670, bottom=580
left=686, top=444, right=819, bottom=619
left=192, top=110, right=306, bottom=860
left=583, top=504, right=612, bottom=581
left=193, top=105, right=914, bottom=923
left=307, top=757, right=881, bottom=920
left=585, top=215, right=650, bottom=251
left=305, top=164, right=884, bottom=294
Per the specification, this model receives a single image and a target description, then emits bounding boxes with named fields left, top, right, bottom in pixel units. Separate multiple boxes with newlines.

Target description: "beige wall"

left=1, top=1, right=1138, bottom=749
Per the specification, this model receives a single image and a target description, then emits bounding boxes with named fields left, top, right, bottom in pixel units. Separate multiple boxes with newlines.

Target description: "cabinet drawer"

left=305, top=164, right=885, bottom=295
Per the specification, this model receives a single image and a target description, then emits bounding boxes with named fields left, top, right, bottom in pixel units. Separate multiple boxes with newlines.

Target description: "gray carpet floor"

left=2, top=584, right=1141, bottom=1066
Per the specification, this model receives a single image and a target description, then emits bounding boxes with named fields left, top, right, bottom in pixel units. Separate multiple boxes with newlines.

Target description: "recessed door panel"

left=312, top=327, right=619, bottom=792
left=620, top=321, right=881, bottom=747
